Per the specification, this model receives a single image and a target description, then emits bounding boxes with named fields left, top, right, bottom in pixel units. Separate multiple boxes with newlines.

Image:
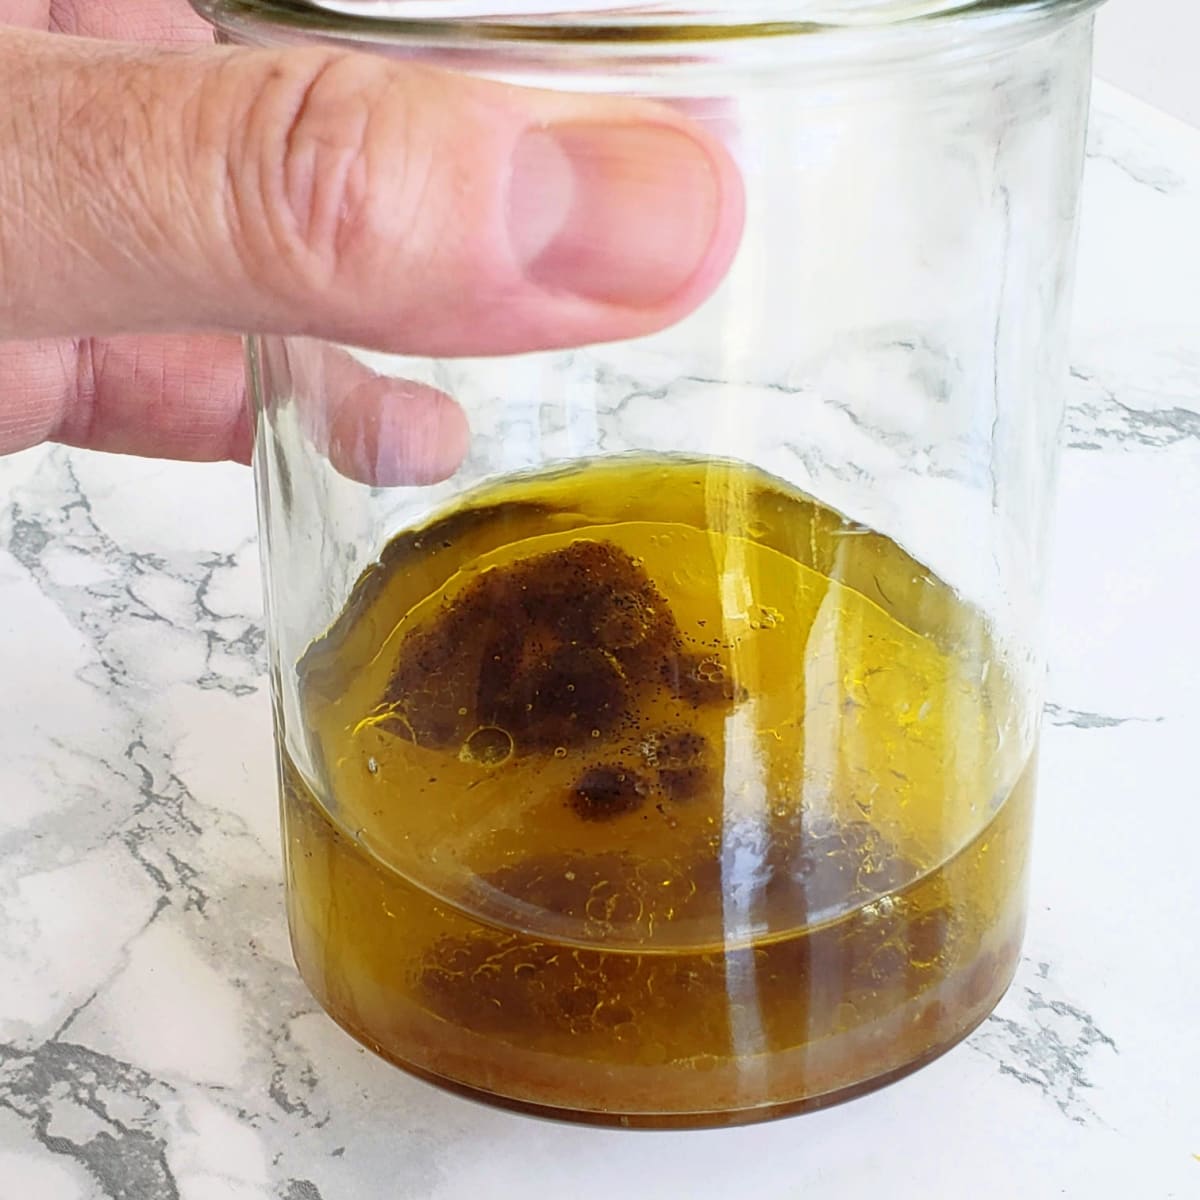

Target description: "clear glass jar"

left=193, top=0, right=1102, bottom=1126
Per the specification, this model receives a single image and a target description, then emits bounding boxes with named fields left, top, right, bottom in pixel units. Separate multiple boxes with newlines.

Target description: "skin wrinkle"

left=228, top=54, right=348, bottom=298
left=279, top=55, right=381, bottom=274
left=69, top=335, right=102, bottom=451
left=402, top=112, right=474, bottom=337
left=338, top=71, right=411, bottom=269
left=53, top=47, right=129, bottom=255
left=53, top=334, right=250, bottom=459
left=162, top=67, right=216, bottom=281
left=281, top=63, right=329, bottom=258
left=219, top=53, right=354, bottom=308
left=188, top=52, right=274, bottom=314
left=4, top=35, right=261, bottom=335
left=0, top=91, right=19, bottom=306
left=265, top=55, right=428, bottom=305
left=0, top=339, right=67, bottom=444
left=49, top=0, right=212, bottom=42
left=96, top=54, right=208, bottom=290
left=355, top=69, right=440, bottom=281
left=45, top=2, right=68, bottom=34
left=107, top=58, right=186, bottom=277
left=0, top=44, right=48, bottom=319
left=4, top=42, right=145, bottom=323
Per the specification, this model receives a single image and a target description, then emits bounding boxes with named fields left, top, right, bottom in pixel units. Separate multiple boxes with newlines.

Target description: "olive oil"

left=281, top=455, right=1032, bottom=1125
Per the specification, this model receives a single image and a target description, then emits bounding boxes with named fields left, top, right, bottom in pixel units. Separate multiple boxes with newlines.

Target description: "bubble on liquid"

left=641, top=728, right=704, bottom=767
left=749, top=605, right=783, bottom=631
left=663, top=653, right=738, bottom=707
left=584, top=879, right=645, bottom=928
left=639, top=729, right=713, bottom=802
left=459, top=725, right=514, bottom=766
left=366, top=756, right=379, bottom=775
left=553, top=746, right=567, bottom=759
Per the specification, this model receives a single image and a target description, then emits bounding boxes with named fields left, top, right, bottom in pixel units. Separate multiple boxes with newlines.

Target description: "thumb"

left=0, top=31, right=743, bottom=355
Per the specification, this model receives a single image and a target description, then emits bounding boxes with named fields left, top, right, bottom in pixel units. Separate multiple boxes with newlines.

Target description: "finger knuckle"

left=224, top=51, right=408, bottom=296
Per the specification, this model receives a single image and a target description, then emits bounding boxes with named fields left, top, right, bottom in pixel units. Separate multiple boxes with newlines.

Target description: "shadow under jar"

left=192, top=0, right=1104, bottom=1127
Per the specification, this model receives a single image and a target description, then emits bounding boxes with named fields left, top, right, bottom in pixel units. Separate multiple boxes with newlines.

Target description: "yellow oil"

left=281, top=455, right=1033, bottom=1125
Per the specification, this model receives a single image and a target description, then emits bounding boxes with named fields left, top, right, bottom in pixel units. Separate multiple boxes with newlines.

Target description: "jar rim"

left=193, top=0, right=1103, bottom=43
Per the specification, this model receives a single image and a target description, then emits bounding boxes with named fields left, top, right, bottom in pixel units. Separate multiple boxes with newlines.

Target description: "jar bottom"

left=296, top=957, right=1018, bottom=1129
left=281, top=746, right=1028, bottom=1126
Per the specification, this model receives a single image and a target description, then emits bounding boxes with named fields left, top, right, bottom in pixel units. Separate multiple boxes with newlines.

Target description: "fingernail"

left=507, top=123, right=722, bottom=309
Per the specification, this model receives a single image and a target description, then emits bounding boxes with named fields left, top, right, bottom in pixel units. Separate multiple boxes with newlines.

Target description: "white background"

left=1096, top=0, right=1200, bottom=127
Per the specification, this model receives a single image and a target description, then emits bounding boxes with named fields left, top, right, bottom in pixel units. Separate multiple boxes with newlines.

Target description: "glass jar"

left=193, top=0, right=1103, bottom=1126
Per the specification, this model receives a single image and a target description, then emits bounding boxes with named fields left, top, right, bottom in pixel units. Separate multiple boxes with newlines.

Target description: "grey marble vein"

left=1067, top=366, right=1200, bottom=451
left=971, top=962, right=1119, bottom=1127
left=1044, top=703, right=1165, bottom=730
left=0, top=1041, right=181, bottom=1200
left=281, top=1181, right=326, bottom=1200
left=1084, top=105, right=1191, bottom=196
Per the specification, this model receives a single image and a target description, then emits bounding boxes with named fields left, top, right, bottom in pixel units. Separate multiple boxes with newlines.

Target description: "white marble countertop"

left=1, top=80, right=1198, bottom=1200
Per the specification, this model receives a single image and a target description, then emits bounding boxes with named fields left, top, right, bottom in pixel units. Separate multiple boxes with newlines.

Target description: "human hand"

left=0, top=1, right=743, bottom=479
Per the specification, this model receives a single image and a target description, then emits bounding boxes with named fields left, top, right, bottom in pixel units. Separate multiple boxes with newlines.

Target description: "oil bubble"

left=459, top=726, right=514, bottom=766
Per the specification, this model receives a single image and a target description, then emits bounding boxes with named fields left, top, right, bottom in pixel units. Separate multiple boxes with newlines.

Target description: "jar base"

left=303, top=962, right=1017, bottom=1130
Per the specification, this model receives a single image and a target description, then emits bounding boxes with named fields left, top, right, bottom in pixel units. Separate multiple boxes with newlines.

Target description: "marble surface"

left=1, top=80, right=1198, bottom=1199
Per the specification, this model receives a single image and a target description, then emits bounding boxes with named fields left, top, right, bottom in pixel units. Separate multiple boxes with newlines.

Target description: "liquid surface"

left=283, top=455, right=1032, bottom=1123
